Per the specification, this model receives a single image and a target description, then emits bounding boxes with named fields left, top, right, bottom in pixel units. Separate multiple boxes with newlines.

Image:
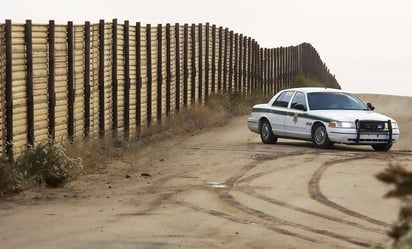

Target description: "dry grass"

left=64, top=92, right=269, bottom=168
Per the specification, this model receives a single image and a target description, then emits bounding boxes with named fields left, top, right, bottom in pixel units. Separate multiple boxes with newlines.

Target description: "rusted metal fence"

left=0, top=19, right=339, bottom=159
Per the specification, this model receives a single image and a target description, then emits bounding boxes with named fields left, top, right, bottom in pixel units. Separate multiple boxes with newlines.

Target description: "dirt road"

left=1, top=94, right=411, bottom=249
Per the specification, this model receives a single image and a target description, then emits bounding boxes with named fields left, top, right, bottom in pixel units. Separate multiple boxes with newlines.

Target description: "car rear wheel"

left=312, top=124, right=333, bottom=149
left=372, top=143, right=393, bottom=152
left=260, top=119, right=277, bottom=144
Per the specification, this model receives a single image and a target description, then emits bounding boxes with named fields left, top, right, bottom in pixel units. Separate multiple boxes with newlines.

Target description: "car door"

left=284, top=91, right=311, bottom=139
left=269, top=91, right=294, bottom=136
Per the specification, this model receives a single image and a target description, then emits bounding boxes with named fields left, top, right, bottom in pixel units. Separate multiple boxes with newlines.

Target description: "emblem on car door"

left=293, top=113, right=298, bottom=124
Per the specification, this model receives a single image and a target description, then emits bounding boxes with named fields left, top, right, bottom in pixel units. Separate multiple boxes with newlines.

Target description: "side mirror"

left=294, top=104, right=307, bottom=111
left=367, top=103, right=375, bottom=111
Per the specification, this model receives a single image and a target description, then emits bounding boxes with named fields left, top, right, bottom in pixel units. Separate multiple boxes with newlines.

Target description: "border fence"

left=0, top=19, right=339, bottom=159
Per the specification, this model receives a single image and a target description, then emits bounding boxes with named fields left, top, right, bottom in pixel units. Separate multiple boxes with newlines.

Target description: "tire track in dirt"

left=219, top=191, right=374, bottom=248
left=117, top=144, right=400, bottom=247
left=308, top=156, right=391, bottom=228
left=234, top=153, right=386, bottom=234
left=174, top=148, right=377, bottom=247
left=215, top=153, right=378, bottom=248
left=182, top=202, right=318, bottom=243
left=237, top=186, right=385, bottom=234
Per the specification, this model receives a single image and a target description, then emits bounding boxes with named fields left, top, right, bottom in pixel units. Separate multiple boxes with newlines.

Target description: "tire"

left=260, top=119, right=277, bottom=144
left=312, top=123, right=333, bottom=149
left=372, top=143, right=393, bottom=152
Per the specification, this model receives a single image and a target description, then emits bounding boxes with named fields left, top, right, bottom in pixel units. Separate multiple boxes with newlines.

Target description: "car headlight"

left=329, top=121, right=355, bottom=129
left=385, top=121, right=398, bottom=129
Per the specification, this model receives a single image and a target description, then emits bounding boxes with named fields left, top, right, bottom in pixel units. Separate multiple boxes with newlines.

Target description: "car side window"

left=273, top=91, right=294, bottom=107
left=290, top=92, right=306, bottom=110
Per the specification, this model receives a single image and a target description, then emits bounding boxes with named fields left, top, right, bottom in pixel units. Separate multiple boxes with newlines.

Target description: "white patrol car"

left=247, top=87, right=400, bottom=151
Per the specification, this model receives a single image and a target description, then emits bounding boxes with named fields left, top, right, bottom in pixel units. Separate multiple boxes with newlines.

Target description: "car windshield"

left=308, top=92, right=369, bottom=110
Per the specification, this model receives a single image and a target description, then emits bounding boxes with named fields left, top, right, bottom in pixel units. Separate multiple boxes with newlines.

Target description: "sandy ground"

left=0, top=94, right=411, bottom=249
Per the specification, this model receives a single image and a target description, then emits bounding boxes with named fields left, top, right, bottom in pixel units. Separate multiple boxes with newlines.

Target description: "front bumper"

left=328, top=119, right=399, bottom=145
left=329, top=131, right=399, bottom=144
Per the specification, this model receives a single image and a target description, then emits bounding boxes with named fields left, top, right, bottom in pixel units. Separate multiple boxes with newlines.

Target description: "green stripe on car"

left=252, top=108, right=331, bottom=123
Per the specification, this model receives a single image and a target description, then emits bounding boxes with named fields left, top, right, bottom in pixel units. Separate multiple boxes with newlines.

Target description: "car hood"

left=309, top=110, right=395, bottom=122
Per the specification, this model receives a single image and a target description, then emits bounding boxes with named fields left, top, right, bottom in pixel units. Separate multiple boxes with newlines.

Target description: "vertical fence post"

left=254, top=41, right=259, bottom=93
left=166, top=23, right=171, bottom=116
left=84, top=21, right=91, bottom=138
left=260, top=48, right=264, bottom=94
left=48, top=20, right=56, bottom=142
left=112, top=19, right=118, bottom=137
left=229, top=29, right=234, bottom=92
left=242, top=36, right=247, bottom=94
left=217, top=27, right=223, bottom=92
left=233, top=33, right=238, bottom=92
left=5, top=20, right=13, bottom=160
left=284, top=47, right=288, bottom=88
left=251, top=39, right=259, bottom=94
left=67, top=21, right=75, bottom=142
left=279, top=47, right=283, bottom=90
left=146, top=24, right=152, bottom=126
left=287, top=47, right=290, bottom=88
left=135, top=22, right=141, bottom=134
left=293, top=46, right=298, bottom=85
left=276, top=48, right=279, bottom=92
left=271, top=48, right=275, bottom=93
left=247, top=38, right=251, bottom=94
left=174, top=23, right=180, bottom=112
left=183, top=24, right=188, bottom=107
left=156, top=24, right=162, bottom=123
left=124, top=20, right=130, bottom=139
left=223, top=28, right=228, bottom=93
left=236, top=34, right=241, bottom=93
left=198, top=24, right=203, bottom=103
left=211, top=25, right=216, bottom=94
left=204, top=23, right=209, bottom=102
left=271, top=48, right=275, bottom=94
left=190, top=24, right=196, bottom=103
left=263, top=48, right=267, bottom=95
left=287, top=46, right=291, bottom=88
left=25, top=20, right=34, bottom=147
left=268, top=48, right=272, bottom=93
left=249, top=40, right=253, bottom=93
left=269, top=48, right=272, bottom=93
left=98, top=20, right=105, bottom=137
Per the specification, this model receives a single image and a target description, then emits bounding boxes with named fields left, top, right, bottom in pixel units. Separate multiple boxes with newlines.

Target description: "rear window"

left=273, top=91, right=294, bottom=107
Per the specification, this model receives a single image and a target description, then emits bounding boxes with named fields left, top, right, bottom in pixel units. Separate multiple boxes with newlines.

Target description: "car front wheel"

left=372, top=143, right=393, bottom=152
left=312, top=124, right=333, bottom=149
left=260, top=119, right=277, bottom=144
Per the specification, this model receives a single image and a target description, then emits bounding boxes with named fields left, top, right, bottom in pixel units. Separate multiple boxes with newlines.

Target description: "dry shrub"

left=0, top=159, right=20, bottom=197
left=14, top=143, right=82, bottom=188
left=376, top=163, right=412, bottom=248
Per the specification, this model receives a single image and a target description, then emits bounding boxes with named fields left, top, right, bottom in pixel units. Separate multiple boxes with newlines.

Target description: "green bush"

left=14, top=142, right=82, bottom=188
left=293, top=72, right=329, bottom=88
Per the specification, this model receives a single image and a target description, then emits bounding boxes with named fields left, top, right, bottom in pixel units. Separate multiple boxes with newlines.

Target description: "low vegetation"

left=0, top=92, right=269, bottom=197
left=376, top=163, right=412, bottom=248
left=292, top=72, right=331, bottom=88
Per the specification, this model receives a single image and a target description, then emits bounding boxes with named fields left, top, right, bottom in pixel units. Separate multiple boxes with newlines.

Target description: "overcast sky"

left=2, top=0, right=412, bottom=96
